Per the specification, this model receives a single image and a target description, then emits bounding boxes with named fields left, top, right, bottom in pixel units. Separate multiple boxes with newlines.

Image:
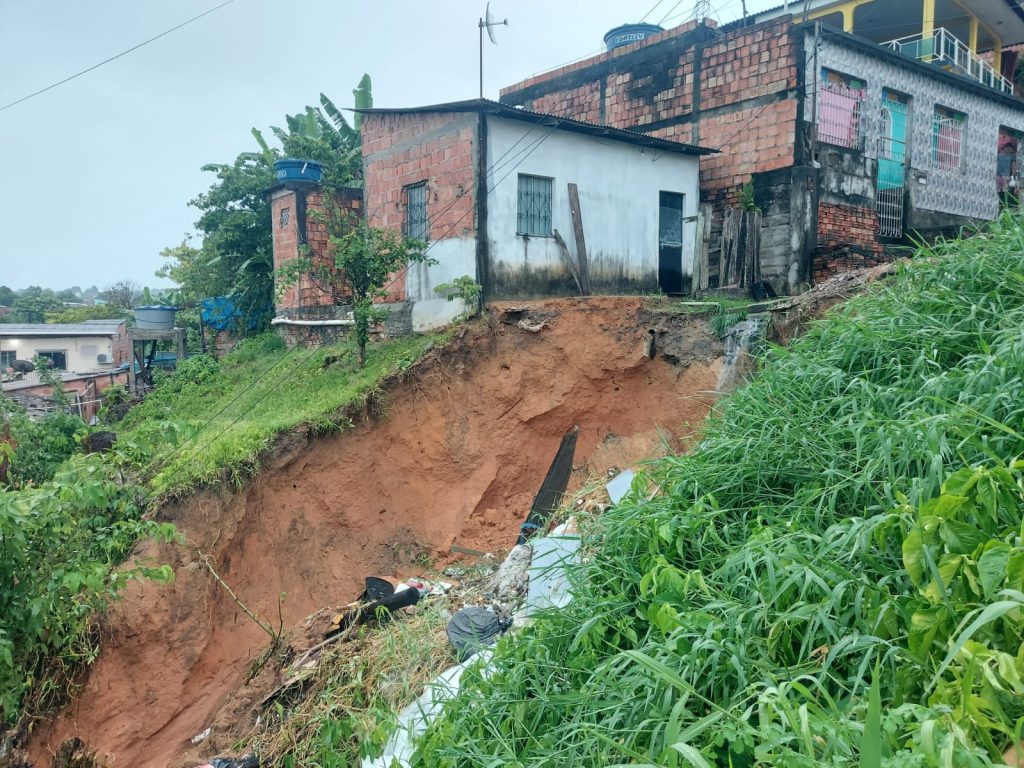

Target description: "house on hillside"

left=269, top=102, right=713, bottom=333
left=0, top=319, right=129, bottom=372
left=500, top=0, right=1024, bottom=291
left=0, top=320, right=131, bottom=420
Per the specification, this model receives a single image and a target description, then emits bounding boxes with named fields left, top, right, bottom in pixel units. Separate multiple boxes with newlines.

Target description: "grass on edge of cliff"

left=118, top=332, right=442, bottom=495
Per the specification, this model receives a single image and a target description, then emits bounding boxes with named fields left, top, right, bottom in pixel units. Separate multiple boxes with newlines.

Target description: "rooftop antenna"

left=479, top=2, right=508, bottom=98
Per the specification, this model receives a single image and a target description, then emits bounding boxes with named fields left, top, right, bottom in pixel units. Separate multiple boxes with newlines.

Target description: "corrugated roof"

left=354, top=98, right=719, bottom=155
left=0, top=320, right=125, bottom=337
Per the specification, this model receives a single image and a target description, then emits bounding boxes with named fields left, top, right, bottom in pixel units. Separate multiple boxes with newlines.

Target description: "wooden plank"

left=567, top=183, right=592, bottom=296
left=553, top=229, right=583, bottom=295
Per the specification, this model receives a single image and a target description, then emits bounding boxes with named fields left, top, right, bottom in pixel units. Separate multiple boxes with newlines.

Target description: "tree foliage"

left=98, top=280, right=142, bottom=312
left=11, top=287, right=61, bottom=323
left=160, top=78, right=373, bottom=337
left=0, top=286, right=14, bottom=308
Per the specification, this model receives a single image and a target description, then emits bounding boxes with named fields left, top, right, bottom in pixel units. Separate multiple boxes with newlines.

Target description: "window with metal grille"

left=818, top=69, right=866, bottom=149
left=0, top=350, right=14, bottom=369
left=932, top=106, right=966, bottom=171
left=405, top=182, right=428, bottom=241
left=517, top=174, right=553, bottom=236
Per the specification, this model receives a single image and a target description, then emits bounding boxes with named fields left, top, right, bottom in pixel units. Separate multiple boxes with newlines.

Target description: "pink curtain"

left=819, top=86, right=862, bottom=147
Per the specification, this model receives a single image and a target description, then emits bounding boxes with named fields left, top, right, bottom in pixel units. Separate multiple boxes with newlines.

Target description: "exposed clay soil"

left=26, top=298, right=725, bottom=768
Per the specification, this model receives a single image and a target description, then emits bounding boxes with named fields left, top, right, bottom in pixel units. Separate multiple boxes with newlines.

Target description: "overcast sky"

left=0, top=0, right=778, bottom=292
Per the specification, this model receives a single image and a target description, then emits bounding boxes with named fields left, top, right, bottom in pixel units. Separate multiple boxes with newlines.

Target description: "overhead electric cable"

left=0, top=0, right=236, bottom=113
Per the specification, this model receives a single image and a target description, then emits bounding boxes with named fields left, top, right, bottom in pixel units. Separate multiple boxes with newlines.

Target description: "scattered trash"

left=394, top=577, right=451, bottom=596
left=362, top=576, right=395, bottom=601
left=361, top=650, right=495, bottom=768
left=190, top=727, right=212, bottom=745
left=526, top=524, right=581, bottom=615
left=446, top=606, right=509, bottom=660
left=326, top=587, right=421, bottom=639
left=605, top=468, right=636, bottom=505
left=483, top=543, right=532, bottom=615
left=517, top=319, right=546, bottom=333
left=198, top=756, right=258, bottom=768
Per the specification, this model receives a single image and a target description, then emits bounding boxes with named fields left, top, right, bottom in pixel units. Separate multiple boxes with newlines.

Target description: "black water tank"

left=603, top=22, right=664, bottom=51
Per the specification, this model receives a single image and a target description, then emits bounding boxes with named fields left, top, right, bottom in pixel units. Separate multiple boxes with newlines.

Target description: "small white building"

left=269, top=99, right=715, bottom=333
left=0, top=319, right=128, bottom=372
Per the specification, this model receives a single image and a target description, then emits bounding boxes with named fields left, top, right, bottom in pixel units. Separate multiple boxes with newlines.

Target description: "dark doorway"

left=659, top=192, right=685, bottom=294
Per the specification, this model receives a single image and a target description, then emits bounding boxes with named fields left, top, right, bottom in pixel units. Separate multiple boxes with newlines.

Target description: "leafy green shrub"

left=0, top=454, right=175, bottom=721
left=224, top=332, right=286, bottom=364
left=0, top=405, right=84, bottom=488
left=434, top=275, right=482, bottom=321
left=412, top=215, right=1024, bottom=766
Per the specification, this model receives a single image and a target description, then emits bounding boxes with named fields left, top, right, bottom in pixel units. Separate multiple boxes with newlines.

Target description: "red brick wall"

left=814, top=202, right=886, bottom=281
left=362, top=111, right=479, bottom=303
left=272, top=186, right=363, bottom=312
left=111, top=323, right=130, bottom=366
left=500, top=17, right=799, bottom=208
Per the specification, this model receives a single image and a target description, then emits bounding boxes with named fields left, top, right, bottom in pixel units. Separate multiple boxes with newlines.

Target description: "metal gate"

left=877, top=95, right=908, bottom=238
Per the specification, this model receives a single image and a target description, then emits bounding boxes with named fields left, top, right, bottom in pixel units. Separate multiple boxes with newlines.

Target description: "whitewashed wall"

left=0, top=335, right=115, bottom=372
left=405, top=239, right=474, bottom=331
left=485, top=117, right=702, bottom=297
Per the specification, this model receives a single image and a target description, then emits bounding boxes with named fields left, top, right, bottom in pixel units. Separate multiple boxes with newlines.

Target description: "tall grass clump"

left=411, top=215, right=1024, bottom=767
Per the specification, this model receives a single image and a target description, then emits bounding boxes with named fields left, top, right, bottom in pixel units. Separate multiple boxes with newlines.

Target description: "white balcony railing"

left=883, top=28, right=1013, bottom=94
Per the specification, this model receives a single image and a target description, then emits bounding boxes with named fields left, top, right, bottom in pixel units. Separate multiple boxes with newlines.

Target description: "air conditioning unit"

left=97, top=353, right=110, bottom=364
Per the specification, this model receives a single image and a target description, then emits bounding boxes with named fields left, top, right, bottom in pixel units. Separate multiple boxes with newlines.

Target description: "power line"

left=0, top=0, right=237, bottom=113
left=658, top=1, right=688, bottom=26
left=640, top=0, right=668, bottom=23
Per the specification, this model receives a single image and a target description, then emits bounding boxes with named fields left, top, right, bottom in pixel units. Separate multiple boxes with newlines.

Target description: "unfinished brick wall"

left=362, top=111, right=478, bottom=303
left=500, top=17, right=800, bottom=209
left=500, top=17, right=807, bottom=291
left=814, top=202, right=886, bottom=281
left=110, top=324, right=130, bottom=366
left=271, top=185, right=363, bottom=313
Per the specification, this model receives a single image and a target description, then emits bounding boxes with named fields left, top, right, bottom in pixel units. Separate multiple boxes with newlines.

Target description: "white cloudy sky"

left=0, top=0, right=780, bottom=291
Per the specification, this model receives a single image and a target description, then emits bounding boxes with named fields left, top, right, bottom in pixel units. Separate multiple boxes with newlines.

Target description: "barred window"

left=405, top=182, right=428, bottom=241
left=818, top=69, right=866, bottom=149
left=932, top=106, right=966, bottom=171
left=517, top=174, right=553, bottom=236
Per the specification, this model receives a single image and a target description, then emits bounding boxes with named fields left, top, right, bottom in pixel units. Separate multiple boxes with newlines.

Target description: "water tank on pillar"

left=603, top=23, right=664, bottom=52
left=273, top=158, right=323, bottom=184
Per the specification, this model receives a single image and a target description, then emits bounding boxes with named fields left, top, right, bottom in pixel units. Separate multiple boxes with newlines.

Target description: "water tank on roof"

left=603, top=23, right=664, bottom=51
left=274, top=158, right=323, bottom=184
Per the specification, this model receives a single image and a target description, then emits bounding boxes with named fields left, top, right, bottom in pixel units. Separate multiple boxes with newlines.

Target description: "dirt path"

left=27, top=298, right=724, bottom=767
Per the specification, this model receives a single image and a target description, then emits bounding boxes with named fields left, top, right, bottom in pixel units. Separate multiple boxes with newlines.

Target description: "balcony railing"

left=883, top=28, right=1013, bottom=94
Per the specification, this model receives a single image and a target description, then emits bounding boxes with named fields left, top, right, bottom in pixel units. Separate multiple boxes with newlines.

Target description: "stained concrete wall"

left=484, top=116, right=701, bottom=297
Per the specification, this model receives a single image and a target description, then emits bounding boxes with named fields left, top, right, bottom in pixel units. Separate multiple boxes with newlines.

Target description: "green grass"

left=408, top=215, right=1024, bottom=767
left=119, top=332, right=441, bottom=495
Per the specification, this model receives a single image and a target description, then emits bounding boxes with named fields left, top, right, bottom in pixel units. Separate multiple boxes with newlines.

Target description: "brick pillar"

left=270, top=187, right=301, bottom=312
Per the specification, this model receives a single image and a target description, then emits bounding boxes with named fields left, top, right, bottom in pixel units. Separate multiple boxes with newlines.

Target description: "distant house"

left=269, top=100, right=714, bottom=332
left=0, top=319, right=129, bottom=372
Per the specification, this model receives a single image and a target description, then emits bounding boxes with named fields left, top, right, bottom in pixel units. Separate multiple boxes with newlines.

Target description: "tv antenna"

left=479, top=2, right=508, bottom=98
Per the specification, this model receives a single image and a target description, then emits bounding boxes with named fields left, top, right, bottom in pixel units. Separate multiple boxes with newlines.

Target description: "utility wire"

left=640, top=0, right=668, bottom=22
left=0, top=0, right=236, bottom=113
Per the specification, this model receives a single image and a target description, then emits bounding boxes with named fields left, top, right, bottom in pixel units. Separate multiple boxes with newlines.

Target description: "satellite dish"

left=483, top=2, right=507, bottom=45
left=478, top=3, right=509, bottom=97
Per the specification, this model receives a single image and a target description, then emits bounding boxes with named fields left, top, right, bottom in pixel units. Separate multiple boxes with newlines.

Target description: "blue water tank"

left=274, top=158, right=323, bottom=183
left=604, top=23, right=664, bottom=51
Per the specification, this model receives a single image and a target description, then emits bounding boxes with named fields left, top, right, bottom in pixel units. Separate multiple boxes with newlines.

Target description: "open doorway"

left=659, top=191, right=685, bottom=295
